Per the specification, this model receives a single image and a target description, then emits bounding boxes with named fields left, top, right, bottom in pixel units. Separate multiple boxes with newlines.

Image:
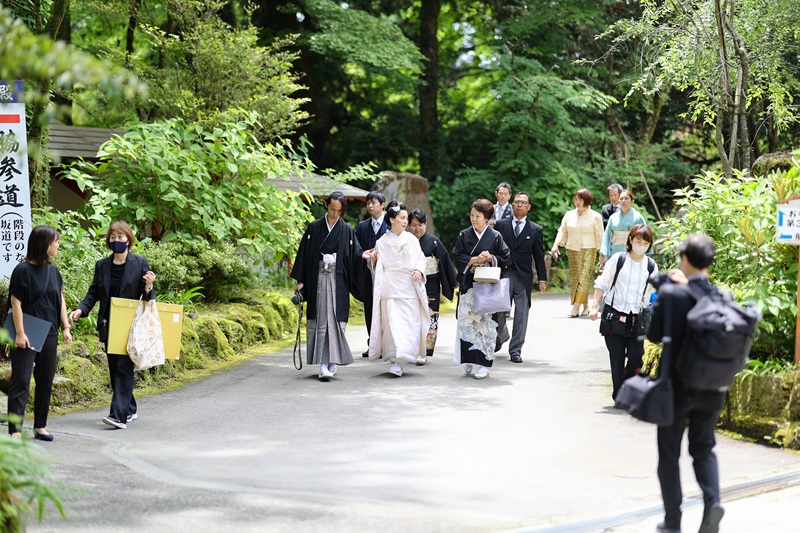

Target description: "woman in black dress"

left=70, top=221, right=156, bottom=429
left=7, top=225, right=72, bottom=440
left=408, top=209, right=458, bottom=361
left=452, top=199, right=510, bottom=379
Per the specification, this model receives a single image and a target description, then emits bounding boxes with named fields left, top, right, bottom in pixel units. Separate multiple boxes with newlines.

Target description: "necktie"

left=373, top=220, right=380, bottom=234
left=514, top=220, right=522, bottom=237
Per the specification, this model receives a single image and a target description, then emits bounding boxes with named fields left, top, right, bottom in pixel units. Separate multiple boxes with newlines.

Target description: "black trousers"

left=7, top=334, right=58, bottom=434
left=603, top=333, right=644, bottom=400
left=107, top=353, right=137, bottom=422
left=657, top=388, right=726, bottom=529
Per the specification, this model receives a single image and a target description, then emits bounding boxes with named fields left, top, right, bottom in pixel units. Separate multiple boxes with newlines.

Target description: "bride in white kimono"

left=365, top=201, right=430, bottom=377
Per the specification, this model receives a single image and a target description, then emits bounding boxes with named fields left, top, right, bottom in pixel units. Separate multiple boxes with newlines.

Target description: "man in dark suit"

left=488, top=182, right=513, bottom=228
left=355, top=191, right=389, bottom=357
left=647, top=234, right=726, bottom=533
left=494, top=192, right=547, bottom=363
left=601, top=183, right=623, bottom=228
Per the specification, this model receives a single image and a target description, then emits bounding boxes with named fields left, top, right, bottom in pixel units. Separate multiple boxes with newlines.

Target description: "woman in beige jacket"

left=550, top=188, right=604, bottom=317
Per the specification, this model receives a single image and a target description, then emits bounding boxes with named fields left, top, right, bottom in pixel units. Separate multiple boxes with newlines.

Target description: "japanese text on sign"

left=0, top=80, right=32, bottom=279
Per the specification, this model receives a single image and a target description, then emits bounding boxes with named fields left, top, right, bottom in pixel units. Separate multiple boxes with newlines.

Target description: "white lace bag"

left=127, top=298, right=166, bottom=371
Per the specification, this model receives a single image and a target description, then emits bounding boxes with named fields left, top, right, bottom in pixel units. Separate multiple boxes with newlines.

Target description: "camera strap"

left=292, top=302, right=304, bottom=371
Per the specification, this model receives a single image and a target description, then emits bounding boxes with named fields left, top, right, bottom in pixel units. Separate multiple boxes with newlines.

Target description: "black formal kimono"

left=418, top=232, right=458, bottom=357
left=452, top=226, right=510, bottom=367
left=291, top=216, right=366, bottom=322
left=77, top=253, right=155, bottom=425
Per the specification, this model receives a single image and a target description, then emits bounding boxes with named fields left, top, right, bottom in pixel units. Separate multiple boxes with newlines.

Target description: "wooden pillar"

left=796, top=247, right=800, bottom=365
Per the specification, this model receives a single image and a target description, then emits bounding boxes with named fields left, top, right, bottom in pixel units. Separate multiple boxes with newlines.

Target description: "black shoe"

left=698, top=503, right=724, bottom=533
left=33, top=431, right=54, bottom=442
left=362, top=350, right=369, bottom=358
left=510, top=354, right=523, bottom=363
left=655, top=523, right=680, bottom=533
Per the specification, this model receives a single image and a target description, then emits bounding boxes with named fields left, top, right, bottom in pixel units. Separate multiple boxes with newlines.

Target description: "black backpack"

left=676, top=284, right=761, bottom=392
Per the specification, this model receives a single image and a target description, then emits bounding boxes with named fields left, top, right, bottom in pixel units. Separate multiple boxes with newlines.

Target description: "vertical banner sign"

left=0, top=80, right=32, bottom=280
left=776, top=197, right=800, bottom=365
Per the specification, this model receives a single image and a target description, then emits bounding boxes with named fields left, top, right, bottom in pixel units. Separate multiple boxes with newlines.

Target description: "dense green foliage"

left=63, top=111, right=313, bottom=265
left=657, top=162, right=800, bottom=360
left=0, top=6, right=141, bottom=112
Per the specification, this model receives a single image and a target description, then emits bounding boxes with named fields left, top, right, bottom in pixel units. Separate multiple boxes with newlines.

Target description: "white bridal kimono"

left=368, top=231, right=430, bottom=362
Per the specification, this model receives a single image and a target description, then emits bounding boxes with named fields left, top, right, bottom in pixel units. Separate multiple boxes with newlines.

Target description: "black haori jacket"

left=291, top=216, right=367, bottom=321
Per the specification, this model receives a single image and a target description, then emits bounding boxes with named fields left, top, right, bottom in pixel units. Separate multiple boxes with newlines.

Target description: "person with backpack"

left=645, top=235, right=730, bottom=533
left=589, top=224, right=657, bottom=401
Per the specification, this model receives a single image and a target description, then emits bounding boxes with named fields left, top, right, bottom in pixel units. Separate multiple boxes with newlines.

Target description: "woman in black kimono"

left=452, top=199, right=511, bottom=380
left=408, top=209, right=458, bottom=361
left=291, top=191, right=366, bottom=381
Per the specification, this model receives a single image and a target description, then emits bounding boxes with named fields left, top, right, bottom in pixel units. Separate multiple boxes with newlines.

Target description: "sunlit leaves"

left=63, top=110, right=314, bottom=267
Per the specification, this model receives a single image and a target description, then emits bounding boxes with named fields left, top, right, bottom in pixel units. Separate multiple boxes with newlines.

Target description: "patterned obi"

left=424, top=256, right=439, bottom=276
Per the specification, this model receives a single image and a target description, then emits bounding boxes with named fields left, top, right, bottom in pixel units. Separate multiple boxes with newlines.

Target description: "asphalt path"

left=25, top=294, right=800, bottom=532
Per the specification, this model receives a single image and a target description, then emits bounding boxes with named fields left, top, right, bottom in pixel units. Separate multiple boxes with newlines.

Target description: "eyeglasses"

left=512, top=200, right=529, bottom=205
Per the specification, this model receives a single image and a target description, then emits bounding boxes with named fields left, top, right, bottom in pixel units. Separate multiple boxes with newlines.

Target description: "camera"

left=649, top=272, right=671, bottom=290
left=291, top=289, right=305, bottom=306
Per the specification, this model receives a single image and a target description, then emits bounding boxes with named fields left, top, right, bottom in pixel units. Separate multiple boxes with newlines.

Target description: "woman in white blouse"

left=589, top=224, right=658, bottom=401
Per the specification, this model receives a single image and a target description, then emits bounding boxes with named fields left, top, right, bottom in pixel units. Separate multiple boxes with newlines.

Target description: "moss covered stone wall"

left=0, top=293, right=298, bottom=411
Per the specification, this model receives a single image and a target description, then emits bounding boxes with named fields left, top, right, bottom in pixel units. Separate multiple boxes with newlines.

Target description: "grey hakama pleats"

left=306, top=261, right=354, bottom=366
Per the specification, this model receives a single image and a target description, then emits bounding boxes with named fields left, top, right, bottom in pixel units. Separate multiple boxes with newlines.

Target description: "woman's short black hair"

left=25, top=225, right=59, bottom=264
left=409, top=208, right=427, bottom=224
left=385, top=200, right=408, bottom=225
left=625, top=224, right=654, bottom=253
left=325, top=191, right=347, bottom=216
left=472, top=199, right=494, bottom=220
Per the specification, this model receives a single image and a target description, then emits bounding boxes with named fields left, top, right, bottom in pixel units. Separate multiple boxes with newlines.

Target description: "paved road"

left=25, top=294, right=800, bottom=532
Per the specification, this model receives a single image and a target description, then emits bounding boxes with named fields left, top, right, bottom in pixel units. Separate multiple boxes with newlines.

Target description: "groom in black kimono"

left=291, top=191, right=367, bottom=380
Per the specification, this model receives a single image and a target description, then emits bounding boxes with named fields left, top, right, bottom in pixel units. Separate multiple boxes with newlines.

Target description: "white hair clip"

left=389, top=205, right=401, bottom=213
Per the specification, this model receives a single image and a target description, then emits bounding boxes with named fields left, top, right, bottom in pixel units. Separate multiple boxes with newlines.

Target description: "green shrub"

left=657, top=164, right=800, bottom=360
left=140, top=240, right=257, bottom=302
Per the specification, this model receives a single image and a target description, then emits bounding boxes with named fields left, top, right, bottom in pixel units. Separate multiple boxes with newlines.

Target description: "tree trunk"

left=725, top=0, right=751, bottom=174
left=126, top=0, right=141, bottom=61
left=639, top=93, right=663, bottom=149
left=52, top=3, right=73, bottom=125
left=26, top=0, right=70, bottom=209
left=604, top=108, right=628, bottom=161
left=728, top=71, right=741, bottom=167
left=418, top=0, right=440, bottom=179
left=713, top=0, right=735, bottom=179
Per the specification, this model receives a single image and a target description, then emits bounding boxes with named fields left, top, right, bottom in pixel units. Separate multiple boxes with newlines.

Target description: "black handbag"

left=615, top=294, right=675, bottom=426
left=636, top=304, right=653, bottom=337
left=599, top=306, right=632, bottom=337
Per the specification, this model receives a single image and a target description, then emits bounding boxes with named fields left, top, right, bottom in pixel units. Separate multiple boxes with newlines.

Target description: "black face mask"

left=110, top=240, right=128, bottom=254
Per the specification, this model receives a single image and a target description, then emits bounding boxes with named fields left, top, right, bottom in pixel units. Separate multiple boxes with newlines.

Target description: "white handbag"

left=473, top=256, right=501, bottom=284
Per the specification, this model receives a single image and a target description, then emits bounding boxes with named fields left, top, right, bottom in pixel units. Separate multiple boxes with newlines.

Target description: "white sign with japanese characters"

left=776, top=200, right=800, bottom=246
left=0, top=80, right=32, bottom=279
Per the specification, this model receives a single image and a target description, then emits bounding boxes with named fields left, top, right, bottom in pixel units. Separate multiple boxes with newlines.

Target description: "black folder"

left=3, top=312, right=52, bottom=352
